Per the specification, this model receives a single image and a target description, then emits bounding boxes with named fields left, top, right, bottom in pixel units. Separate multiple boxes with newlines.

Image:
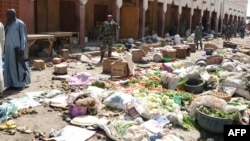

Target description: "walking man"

left=4, top=9, right=30, bottom=90
left=98, top=14, right=120, bottom=63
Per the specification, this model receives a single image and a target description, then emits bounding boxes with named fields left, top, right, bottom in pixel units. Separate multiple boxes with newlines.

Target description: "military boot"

left=99, top=53, right=104, bottom=63
left=108, top=49, right=112, bottom=57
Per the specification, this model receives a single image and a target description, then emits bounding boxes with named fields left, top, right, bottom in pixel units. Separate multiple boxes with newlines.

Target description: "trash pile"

left=0, top=37, right=250, bottom=141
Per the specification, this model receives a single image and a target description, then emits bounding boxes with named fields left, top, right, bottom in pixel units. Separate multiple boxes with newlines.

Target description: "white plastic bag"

left=103, top=92, right=138, bottom=111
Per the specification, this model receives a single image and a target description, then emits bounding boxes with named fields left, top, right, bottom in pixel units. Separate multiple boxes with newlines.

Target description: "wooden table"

left=27, top=34, right=55, bottom=57
left=40, top=32, right=78, bottom=53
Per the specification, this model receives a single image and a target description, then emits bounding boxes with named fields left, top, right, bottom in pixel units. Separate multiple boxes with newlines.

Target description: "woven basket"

left=161, top=49, right=176, bottom=58
left=187, top=43, right=196, bottom=52
left=209, top=92, right=231, bottom=101
left=206, top=55, right=223, bottom=65
left=174, top=47, right=187, bottom=59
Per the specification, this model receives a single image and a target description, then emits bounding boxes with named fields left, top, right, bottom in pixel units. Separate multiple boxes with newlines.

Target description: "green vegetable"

left=114, top=120, right=134, bottom=137
left=182, top=115, right=196, bottom=130
left=199, top=106, right=237, bottom=119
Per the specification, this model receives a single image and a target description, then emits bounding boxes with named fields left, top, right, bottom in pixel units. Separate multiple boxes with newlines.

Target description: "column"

left=79, top=0, right=87, bottom=46
left=176, top=6, right=182, bottom=35
left=114, top=0, right=122, bottom=42
left=190, top=9, right=194, bottom=31
left=215, top=15, right=219, bottom=33
left=139, top=0, right=148, bottom=38
left=152, top=0, right=158, bottom=34
left=206, top=12, right=211, bottom=32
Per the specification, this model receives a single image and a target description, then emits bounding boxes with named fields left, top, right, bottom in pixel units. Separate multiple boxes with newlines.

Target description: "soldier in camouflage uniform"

left=98, top=14, right=120, bottom=63
left=194, top=22, right=204, bottom=50
left=224, top=23, right=232, bottom=41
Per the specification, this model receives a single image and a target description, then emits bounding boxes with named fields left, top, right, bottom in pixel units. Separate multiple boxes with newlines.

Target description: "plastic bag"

left=236, top=88, right=250, bottom=100
left=0, top=103, right=18, bottom=122
left=221, top=78, right=246, bottom=89
left=188, top=95, right=227, bottom=118
left=103, top=92, right=138, bottom=111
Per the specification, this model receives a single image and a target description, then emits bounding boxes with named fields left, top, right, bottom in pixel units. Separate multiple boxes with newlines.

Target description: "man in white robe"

left=4, top=9, right=30, bottom=90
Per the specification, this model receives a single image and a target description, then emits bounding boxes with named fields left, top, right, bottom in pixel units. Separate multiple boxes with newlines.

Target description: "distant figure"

left=0, top=22, right=4, bottom=95
left=240, top=24, right=245, bottom=39
left=4, top=9, right=30, bottom=90
left=98, top=14, right=120, bottom=63
left=224, top=23, right=232, bottom=41
left=194, top=22, right=204, bottom=50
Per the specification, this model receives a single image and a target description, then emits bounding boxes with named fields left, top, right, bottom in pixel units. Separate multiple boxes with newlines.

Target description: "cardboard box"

left=102, top=57, right=121, bottom=73
left=33, top=60, right=46, bottom=70
left=110, top=61, right=129, bottom=78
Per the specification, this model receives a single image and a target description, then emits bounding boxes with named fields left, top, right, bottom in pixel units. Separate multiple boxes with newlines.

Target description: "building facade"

left=0, top=0, right=247, bottom=45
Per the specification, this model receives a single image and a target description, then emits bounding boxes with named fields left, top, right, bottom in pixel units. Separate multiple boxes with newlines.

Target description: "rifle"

left=14, top=47, right=30, bottom=82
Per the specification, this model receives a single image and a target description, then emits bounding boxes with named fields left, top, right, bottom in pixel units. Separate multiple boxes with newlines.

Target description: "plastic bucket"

left=184, top=78, right=204, bottom=94
left=163, top=57, right=174, bottom=62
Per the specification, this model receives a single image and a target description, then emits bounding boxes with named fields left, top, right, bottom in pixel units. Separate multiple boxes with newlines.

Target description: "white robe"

left=0, top=22, right=4, bottom=93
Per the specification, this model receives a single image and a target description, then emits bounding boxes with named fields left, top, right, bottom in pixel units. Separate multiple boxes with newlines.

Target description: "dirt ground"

left=0, top=37, right=240, bottom=141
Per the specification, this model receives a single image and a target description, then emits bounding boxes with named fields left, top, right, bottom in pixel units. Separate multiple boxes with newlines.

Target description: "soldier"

left=194, top=22, right=204, bottom=50
left=98, top=14, right=120, bottom=63
left=224, top=23, right=232, bottom=41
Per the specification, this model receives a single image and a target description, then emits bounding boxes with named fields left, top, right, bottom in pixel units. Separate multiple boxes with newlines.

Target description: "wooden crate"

left=103, top=57, right=121, bottom=73
left=33, top=60, right=46, bottom=70
left=131, top=49, right=143, bottom=62
left=110, top=61, right=129, bottom=78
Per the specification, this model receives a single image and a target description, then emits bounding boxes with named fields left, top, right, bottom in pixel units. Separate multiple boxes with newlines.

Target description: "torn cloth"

left=67, top=72, right=96, bottom=86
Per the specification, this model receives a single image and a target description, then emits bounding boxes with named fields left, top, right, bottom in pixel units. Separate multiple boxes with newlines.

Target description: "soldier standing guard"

left=98, top=14, right=120, bottom=63
left=194, top=22, right=204, bottom=50
left=224, top=23, right=232, bottom=41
